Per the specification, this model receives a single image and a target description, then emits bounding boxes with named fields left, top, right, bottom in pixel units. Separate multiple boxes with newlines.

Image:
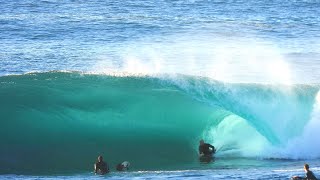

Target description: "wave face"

left=0, top=72, right=319, bottom=174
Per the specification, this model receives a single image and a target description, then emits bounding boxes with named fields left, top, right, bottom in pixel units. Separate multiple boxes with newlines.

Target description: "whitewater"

left=1, top=0, right=320, bottom=179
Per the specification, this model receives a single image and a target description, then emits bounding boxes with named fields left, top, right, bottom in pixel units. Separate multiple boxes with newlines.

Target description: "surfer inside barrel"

left=199, top=139, right=216, bottom=157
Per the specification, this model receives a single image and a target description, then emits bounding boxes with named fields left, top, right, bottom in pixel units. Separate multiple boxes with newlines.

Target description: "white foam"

left=282, top=91, right=320, bottom=159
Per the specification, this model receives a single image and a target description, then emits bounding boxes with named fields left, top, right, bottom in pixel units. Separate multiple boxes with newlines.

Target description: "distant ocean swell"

left=0, top=71, right=319, bottom=174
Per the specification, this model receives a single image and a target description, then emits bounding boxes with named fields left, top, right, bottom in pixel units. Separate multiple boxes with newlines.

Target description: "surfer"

left=94, top=155, right=110, bottom=175
left=116, top=161, right=130, bottom=171
left=292, top=164, right=318, bottom=180
left=199, top=139, right=216, bottom=156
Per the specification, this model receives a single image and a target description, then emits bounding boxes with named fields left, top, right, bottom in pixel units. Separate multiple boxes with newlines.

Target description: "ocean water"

left=1, top=0, right=320, bottom=179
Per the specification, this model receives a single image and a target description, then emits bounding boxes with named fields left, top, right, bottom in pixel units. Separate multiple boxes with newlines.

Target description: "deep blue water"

left=1, top=0, right=320, bottom=179
left=1, top=0, right=320, bottom=82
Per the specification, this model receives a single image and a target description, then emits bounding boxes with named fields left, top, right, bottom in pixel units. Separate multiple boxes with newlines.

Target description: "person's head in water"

left=98, top=155, right=103, bottom=162
left=116, top=161, right=130, bottom=171
left=200, top=139, right=204, bottom=145
left=304, top=164, right=310, bottom=172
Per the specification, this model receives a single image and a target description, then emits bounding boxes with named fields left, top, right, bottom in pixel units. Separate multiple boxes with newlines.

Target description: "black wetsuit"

left=95, top=161, right=109, bottom=174
left=306, top=170, right=317, bottom=180
left=199, top=143, right=215, bottom=156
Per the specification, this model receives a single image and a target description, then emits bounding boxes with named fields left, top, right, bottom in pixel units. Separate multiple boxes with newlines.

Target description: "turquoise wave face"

left=0, top=72, right=319, bottom=174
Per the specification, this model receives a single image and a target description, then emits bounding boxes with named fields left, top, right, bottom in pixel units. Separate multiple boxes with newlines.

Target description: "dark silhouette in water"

left=292, top=164, right=317, bottom=180
left=94, top=155, right=109, bottom=175
left=116, top=161, right=130, bottom=171
left=198, top=139, right=216, bottom=163
left=199, top=139, right=216, bottom=156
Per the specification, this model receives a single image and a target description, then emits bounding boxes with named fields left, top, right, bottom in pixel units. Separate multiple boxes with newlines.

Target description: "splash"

left=282, top=91, right=320, bottom=159
left=92, top=35, right=292, bottom=84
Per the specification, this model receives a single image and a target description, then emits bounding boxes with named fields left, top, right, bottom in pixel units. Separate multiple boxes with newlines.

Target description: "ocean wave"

left=0, top=71, right=319, bottom=174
